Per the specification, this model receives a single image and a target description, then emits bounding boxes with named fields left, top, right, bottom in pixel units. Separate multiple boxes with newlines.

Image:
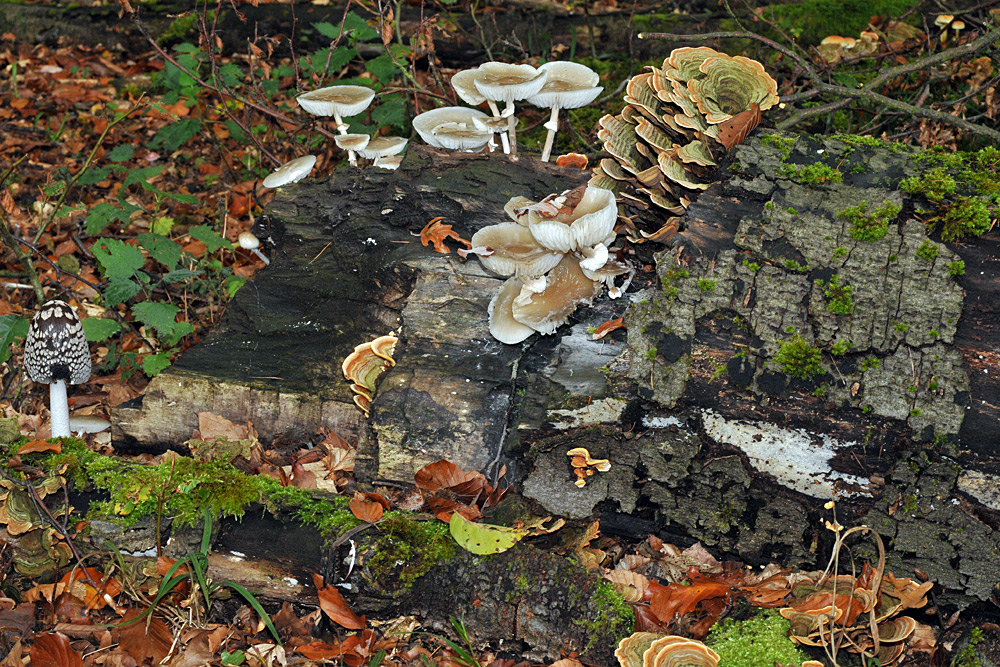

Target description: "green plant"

left=427, top=617, right=482, bottom=667
left=895, top=322, right=909, bottom=333
left=774, top=335, right=823, bottom=380
left=915, top=240, right=939, bottom=262
left=697, top=278, right=717, bottom=292
left=832, top=246, right=848, bottom=259
left=706, top=609, right=811, bottom=667
left=823, top=275, right=854, bottom=315
left=116, top=512, right=280, bottom=644
left=937, top=197, right=993, bottom=242
left=953, top=627, right=985, bottom=667
left=861, top=357, right=880, bottom=370
left=838, top=201, right=901, bottom=242
left=900, top=167, right=956, bottom=202
left=830, top=339, right=851, bottom=356
left=947, top=260, right=966, bottom=277
left=780, top=162, right=843, bottom=185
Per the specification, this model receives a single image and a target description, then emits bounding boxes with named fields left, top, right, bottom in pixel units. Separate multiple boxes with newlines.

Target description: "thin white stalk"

left=249, top=248, right=270, bottom=265
left=504, top=101, right=518, bottom=157
left=333, top=111, right=358, bottom=165
left=540, top=106, right=561, bottom=162
left=486, top=100, right=511, bottom=154
left=49, top=379, right=70, bottom=438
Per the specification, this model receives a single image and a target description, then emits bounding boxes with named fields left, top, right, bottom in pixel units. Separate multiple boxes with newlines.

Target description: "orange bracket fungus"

left=591, top=46, right=778, bottom=243
left=567, top=447, right=611, bottom=487
left=615, top=634, right=719, bottom=667
left=342, top=334, right=398, bottom=417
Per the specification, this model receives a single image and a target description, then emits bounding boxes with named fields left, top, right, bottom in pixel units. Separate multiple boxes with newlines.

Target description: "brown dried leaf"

left=116, top=610, right=173, bottom=665
left=349, top=493, right=384, bottom=523
left=17, top=439, right=61, bottom=455
left=716, top=103, right=761, bottom=151
left=312, top=574, right=366, bottom=629
left=591, top=317, right=626, bottom=340
left=28, top=633, right=83, bottom=667
left=420, top=217, right=472, bottom=254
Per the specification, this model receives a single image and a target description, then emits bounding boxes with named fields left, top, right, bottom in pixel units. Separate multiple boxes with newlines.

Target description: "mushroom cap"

left=24, top=300, right=91, bottom=385
left=297, top=85, right=376, bottom=117
left=412, top=107, right=492, bottom=149
left=68, top=415, right=111, bottom=434
left=470, top=223, right=564, bottom=278
left=356, top=136, right=408, bottom=159
left=510, top=254, right=602, bottom=335
left=374, top=155, right=404, bottom=170
left=527, top=61, right=603, bottom=109
left=334, top=134, right=372, bottom=152
left=473, top=62, right=548, bottom=103
left=934, top=14, right=954, bottom=27
left=488, top=277, right=536, bottom=344
left=238, top=231, right=261, bottom=250
left=527, top=186, right=619, bottom=253
left=262, top=155, right=317, bottom=189
left=451, top=69, right=487, bottom=106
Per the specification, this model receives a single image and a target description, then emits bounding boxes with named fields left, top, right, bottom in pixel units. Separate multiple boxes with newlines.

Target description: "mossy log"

left=115, top=136, right=1000, bottom=627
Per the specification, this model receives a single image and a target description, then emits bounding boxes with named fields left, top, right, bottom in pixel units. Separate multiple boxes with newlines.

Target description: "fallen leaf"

left=116, top=610, right=173, bottom=665
left=449, top=512, right=527, bottom=555
left=591, top=317, right=626, bottom=340
left=349, top=493, right=384, bottom=523
left=17, top=440, right=61, bottom=454
left=716, top=103, right=761, bottom=151
left=312, top=574, right=365, bottom=630
left=419, top=217, right=472, bottom=254
left=28, top=633, right=83, bottom=667
left=196, top=412, right=251, bottom=441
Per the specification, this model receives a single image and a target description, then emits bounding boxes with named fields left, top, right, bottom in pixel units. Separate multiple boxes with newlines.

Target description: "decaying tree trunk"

left=112, top=137, right=1000, bottom=659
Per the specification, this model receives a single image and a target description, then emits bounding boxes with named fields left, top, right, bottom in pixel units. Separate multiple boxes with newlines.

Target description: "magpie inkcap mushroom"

left=23, top=300, right=91, bottom=439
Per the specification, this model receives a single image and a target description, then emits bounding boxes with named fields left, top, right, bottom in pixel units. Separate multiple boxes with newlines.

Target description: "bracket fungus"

left=472, top=185, right=628, bottom=344
left=23, top=300, right=91, bottom=439
left=527, top=61, right=603, bottom=162
left=591, top=47, right=778, bottom=243
left=615, top=634, right=719, bottom=667
left=472, top=62, right=548, bottom=156
left=238, top=231, right=269, bottom=266
left=567, top=447, right=611, bottom=487
left=413, top=107, right=494, bottom=152
left=342, top=334, right=398, bottom=417
left=261, top=154, right=317, bottom=189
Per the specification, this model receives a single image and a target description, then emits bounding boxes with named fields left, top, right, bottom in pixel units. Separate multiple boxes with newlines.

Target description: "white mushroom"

left=473, top=63, right=548, bottom=157
left=413, top=107, right=493, bottom=151
left=23, top=300, right=91, bottom=439
left=510, top=254, right=602, bottom=335
left=261, top=155, right=317, bottom=189
left=527, top=61, right=602, bottom=162
left=333, top=134, right=371, bottom=167
left=68, top=415, right=111, bottom=435
left=452, top=69, right=510, bottom=154
left=524, top=186, right=618, bottom=253
left=578, top=242, right=609, bottom=273
left=470, top=223, right=563, bottom=277
left=488, top=277, right=536, bottom=344
left=297, top=85, right=376, bottom=133
left=356, top=136, right=408, bottom=160
left=373, top=155, right=403, bottom=170
left=238, top=231, right=269, bottom=266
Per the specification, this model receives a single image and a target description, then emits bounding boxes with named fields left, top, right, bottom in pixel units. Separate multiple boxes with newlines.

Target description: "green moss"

left=953, top=627, right=985, bottom=667
left=158, top=12, right=199, bottom=43
left=365, top=517, right=455, bottom=589
left=861, top=357, right=880, bottom=370
left=916, top=240, right=939, bottom=262
left=645, top=347, right=658, bottom=361
left=833, top=133, right=908, bottom=153
left=830, top=339, right=851, bottom=356
left=697, top=278, right=717, bottom=292
left=742, top=259, right=761, bottom=272
left=900, top=167, right=956, bottom=203
left=822, top=275, right=854, bottom=315
left=706, top=609, right=811, bottom=667
left=838, top=200, right=901, bottom=242
left=937, top=197, right=993, bottom=242
left=774, top=335, right=822, bottom=380
left=895, top=321, right=910, bottom=333
left=780, top=162, right=843, bottom=185
left=759, top=133, right=796, bottom=159
left=572, top=582, right=634, bottom=651
left=832, top=246, right=848, bottom=259
left=257, top=478, right=359, bottom=536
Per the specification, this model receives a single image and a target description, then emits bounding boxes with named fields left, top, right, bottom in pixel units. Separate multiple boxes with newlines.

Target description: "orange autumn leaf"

left=57, top=567, right=122, bottom=610
left=591, top=317, right=626, bottom=340
left=29, top=632, right=84, bottom=667
left=716, top=103, right=761, bottom=151
left=18, top=439, right=61, bottom=454
left=648, top=570, right=736, bottom=622
left=349, top=493, right=384, bottom=523
left=312, top=573, right=366, bottom=629
left=420, top=217, right=471, bottom=254
left=414, top=459, right=483, bottom=493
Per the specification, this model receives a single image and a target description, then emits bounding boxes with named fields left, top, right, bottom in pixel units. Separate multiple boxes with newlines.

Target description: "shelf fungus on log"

left=342, top=334, right=398, bottom=417
left=591, top=46, right=778, bottom=243
left=567, top=446, right=611, bottom=487
left=615, top=634, right=720, bottom=667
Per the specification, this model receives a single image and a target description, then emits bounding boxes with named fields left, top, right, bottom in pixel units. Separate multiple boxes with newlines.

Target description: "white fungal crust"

left=24, top=300, right=91, bottom=385
left=262, top=155, right=317, bottom=189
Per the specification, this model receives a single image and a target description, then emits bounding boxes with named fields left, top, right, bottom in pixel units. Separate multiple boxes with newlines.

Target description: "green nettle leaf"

left=131, top=302, right=182, bottom=339
left=93, top=238, right=146, bottom=281
left=224, top=276, right=246, bottom=298
left=341, top=11, right=378, bottom=42
left=107, top=144, right=135, bottom=162
left=141, top=352, right=172, bottom=377
left=0, top=314, right=29, bottom=364
left=188, top=225, right=233, bottom=253
left=102, top=278, right=143, bottom=307
left=86, top=202, right=137, bottom=235
left=448, top=512, right=527, bottom=555
left=122, top=166, right=199, bottom=205
left=138, top=233, right=183, bottom=271
left=150, top=118, right=203, bottom=152
left=304, top=46, right=357, bottom=78
left=223, top=119, right=248, bottom=143
left=76, top=164, right=113, bottom=186
left=365, top=54, right=398, bottom=85
left=151, top=216, right=175, bottom=236
left=217, top=62, right=243, bottom=89
left=82, top=318, right=122, bottom=342
left=164, top=320, right=194, bottom=346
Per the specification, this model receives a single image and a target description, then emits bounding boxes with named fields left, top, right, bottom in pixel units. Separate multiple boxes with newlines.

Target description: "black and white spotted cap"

left=23, top=300, right=92, bottom=385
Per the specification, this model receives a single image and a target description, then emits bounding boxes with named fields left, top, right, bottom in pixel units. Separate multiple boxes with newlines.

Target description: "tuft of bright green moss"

left=705, top=609, right=812, bottom=667
left=953, top=627, right=985, bottom=667
left=780, top=162, right=843, bottom=185
left=774, top=335, right=823, bottom=380
left=365, top=516, right=455, bottom=589
left=900, top=167, right=956, bottom=203
left=947, top=260, right=966, bottom=277
left=937, top=197, right=992, bottom=242
left=697, top=278, right=717, bottom=292
left=838, top=200, right=901, bottom=242
left=915, top=240, right=939, bottom=262
left=822, top=274, right=854, bottom=315
left=573, top=582, right=634, bottom=651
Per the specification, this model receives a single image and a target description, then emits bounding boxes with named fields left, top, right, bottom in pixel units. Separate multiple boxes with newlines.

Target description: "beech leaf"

left=29, top=632, right=84, bottom=667
left=312, top=574, right=366, bottom=629
left=449, top=512, right=527, bottom=555
left=349, top=493, right=384, bottom=523
left=716, top=102, right=762, bottom=151
left=419, top=217, right=472, bottom=254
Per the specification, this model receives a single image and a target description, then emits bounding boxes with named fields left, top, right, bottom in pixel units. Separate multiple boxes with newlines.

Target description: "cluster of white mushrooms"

left=413, top=61, right=602, bottom=161
left=465, top=185, right=632, bottom=344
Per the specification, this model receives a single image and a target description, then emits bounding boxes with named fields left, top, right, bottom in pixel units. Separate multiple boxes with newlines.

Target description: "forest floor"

left=0, top=1, right=998, bottom=665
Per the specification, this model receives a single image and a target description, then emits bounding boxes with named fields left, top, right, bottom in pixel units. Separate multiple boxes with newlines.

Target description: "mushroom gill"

left=510, top=254, right=602, bottom=335
left=470, top=223, right=564, bottom=277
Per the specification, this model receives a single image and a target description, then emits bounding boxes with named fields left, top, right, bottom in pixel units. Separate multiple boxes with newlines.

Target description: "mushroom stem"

left=333, top=111, right=358, bottom=165
left=486, top=100, right=511, bottom=154
left=49, top=379, right=70, bottom=439
left=504, top=101, right=518, bottom=157
left=540, top=105, right=561, bottom=162
left=249, top=248, right=270, bottom=266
